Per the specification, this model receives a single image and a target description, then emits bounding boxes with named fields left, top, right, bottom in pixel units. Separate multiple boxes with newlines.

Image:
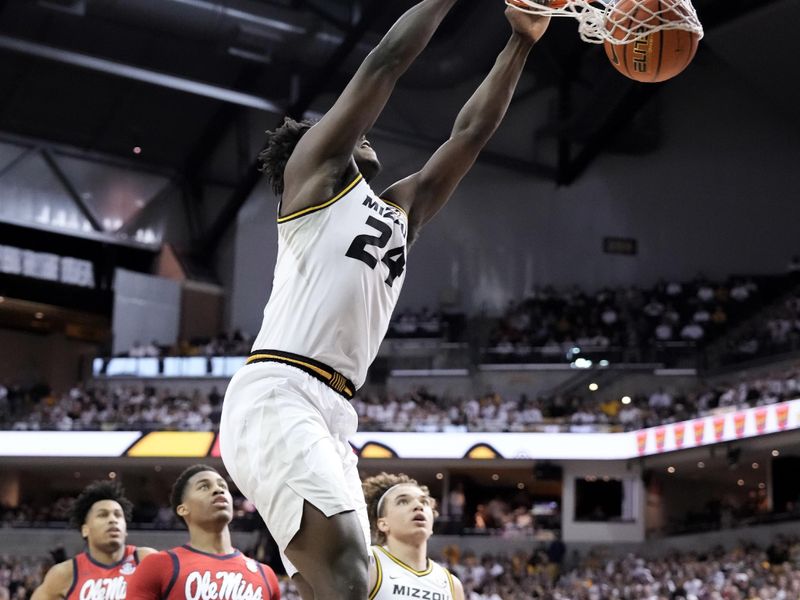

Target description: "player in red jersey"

left=31, top=480, right=156, bottom=600
left=127, top=464, right=280, bottom=600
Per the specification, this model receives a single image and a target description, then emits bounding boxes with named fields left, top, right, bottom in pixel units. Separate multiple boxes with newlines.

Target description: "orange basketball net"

left=506, top=0, right=704, bottom=45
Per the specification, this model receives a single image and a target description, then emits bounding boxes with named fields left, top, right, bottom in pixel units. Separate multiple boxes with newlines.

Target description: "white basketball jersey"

left=370, top=546, right=456, bottom=600
left=253, top=173, right=408, bottom=388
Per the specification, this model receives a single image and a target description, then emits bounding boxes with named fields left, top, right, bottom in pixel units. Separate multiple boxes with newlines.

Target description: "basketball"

left=603, top=0, right=700, bottom=83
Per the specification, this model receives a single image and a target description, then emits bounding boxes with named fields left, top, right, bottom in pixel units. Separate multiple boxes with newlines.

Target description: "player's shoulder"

left=136, top=549, right=176, bottom=569
left=369, top=545, right=384, bottom=562
left=44, top=558, right=75, bottom=583
left=30, top=559, right=75, bottom=600
left=448, top=571, right=465, bottom=600
left=435, top=562, right=465, bottom=600
left=135, top=546, right=158, bottom=561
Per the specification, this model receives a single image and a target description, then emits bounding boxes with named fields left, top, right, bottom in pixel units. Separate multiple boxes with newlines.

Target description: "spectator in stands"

left=0, top=383, right=7, bottom=415
left=654, top=320, right=673, bottom=341
left=448, top=483, right=466, bottom=529
left=788, top=255, right=800, bottom=275
left=697, top=280, right=715, bottom=303
left=648, top=388, right=673, bottom=412
left=730, top=279, right=755, bottom=302
left=680, top=321, right=704, bottom=341
left=665, top=281, right=682, bottom=297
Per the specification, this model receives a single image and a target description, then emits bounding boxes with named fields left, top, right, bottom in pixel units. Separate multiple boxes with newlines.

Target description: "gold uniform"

left=370, top=546, right=456, bottom=600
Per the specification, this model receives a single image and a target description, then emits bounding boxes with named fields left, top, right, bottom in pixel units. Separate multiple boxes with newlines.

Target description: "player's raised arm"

left=283, top=0, right=460, bottom=208
left=382, top=7, right=550, bottom=241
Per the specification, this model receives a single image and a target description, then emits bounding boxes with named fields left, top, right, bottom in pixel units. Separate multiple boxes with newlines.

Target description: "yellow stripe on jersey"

left=247, top=353, right=331, bottom=380
left=369, top=548, right=383, bottom=600
left=277, top=173, right=363, bottom=223
left=446, top=569, right=455, bottom=598
left=246, top=353, right=354, bottom=397
left=376, top=546, right=433, bottom=577
left=381, top=198, right=408, bottom=218
left=246, top=351, right=355, bottom=398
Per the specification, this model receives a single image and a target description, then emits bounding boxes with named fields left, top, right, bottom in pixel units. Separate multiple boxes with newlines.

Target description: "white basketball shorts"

left=219, top=361, right=370, bottom=577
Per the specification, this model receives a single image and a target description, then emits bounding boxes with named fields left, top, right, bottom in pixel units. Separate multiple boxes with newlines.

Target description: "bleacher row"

left=116, top=273, right=800, bottom=370
left=3, top=364, right=798, bottom=433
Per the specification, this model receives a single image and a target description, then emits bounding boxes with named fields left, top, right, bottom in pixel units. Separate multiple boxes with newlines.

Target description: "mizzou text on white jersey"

left=252, top=173, right=408, bottom=389
left=370, top=546, right=456, bottom=600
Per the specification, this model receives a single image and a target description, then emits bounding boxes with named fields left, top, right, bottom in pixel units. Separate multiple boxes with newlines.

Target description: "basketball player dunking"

left=31, top=480, right=155, bottom=600
left=363, top=473, right=464, bottom=600
left=219, top=2, right=549, bottom=598
left=127, top=464, right=280, bottom=600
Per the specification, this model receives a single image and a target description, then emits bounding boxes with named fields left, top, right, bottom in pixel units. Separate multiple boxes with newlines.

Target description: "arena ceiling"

left=0, top=0, right=793, bottom=256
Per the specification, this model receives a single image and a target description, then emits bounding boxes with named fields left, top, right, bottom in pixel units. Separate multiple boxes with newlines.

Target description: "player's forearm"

left=451, top=33, right=534, bottom=143
left=370, top=0, right=459, bottom=76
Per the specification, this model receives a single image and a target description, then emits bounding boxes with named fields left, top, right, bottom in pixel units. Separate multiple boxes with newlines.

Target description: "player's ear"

left=176, top=503, right=189, bottom=518
left=377, top=517, right=389, bottom=533
left=81, top=523, right=90, bottom=539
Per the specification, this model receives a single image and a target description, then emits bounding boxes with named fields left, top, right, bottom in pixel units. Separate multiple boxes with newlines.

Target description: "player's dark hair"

left=69, top=480, right=133, bottom=530
left=170, top=464, right=220, bottom=519
left=362, top=472, right=438, bottom=545
left=257, top=117, right=315, bottom=197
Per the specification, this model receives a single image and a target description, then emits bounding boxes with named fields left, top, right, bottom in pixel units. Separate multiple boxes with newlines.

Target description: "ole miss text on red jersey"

left=126, top=545, right=280, bottom=600
left=66, top=544, right=140, bottom=600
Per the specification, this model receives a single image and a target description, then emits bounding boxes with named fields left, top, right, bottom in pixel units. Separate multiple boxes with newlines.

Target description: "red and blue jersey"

left=66, top=544, right=139, bottom=600
left=127, top=545, right=280, bottom=600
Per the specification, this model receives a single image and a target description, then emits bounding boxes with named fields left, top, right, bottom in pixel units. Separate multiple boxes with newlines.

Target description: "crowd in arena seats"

left=1, top=384, right=222, bottom=432
left=722, top=293, right=800, bottom=365
left=388, top=306, right=445, bottom=338
left=463, top=497, right=560, bottom=538
left=0, top=554, right=46, bottom=600
left=442, top=537, right=800, bottom=599
left=8, top=537, right=800, bottom=599
left=126, top=329, right=254, bottom=358
left=3, top=362, right=799, bottom=433
left=0, top=492, right=261, bottom=532
left=354, top=366, right=800, bottom=433
left=114, top=272, right=798, bottom=369
left=0, top=480, right=552, bottom=539
left=0, top=496, right=73, bottom=528
left=485, top=277, right=763, bottom=364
